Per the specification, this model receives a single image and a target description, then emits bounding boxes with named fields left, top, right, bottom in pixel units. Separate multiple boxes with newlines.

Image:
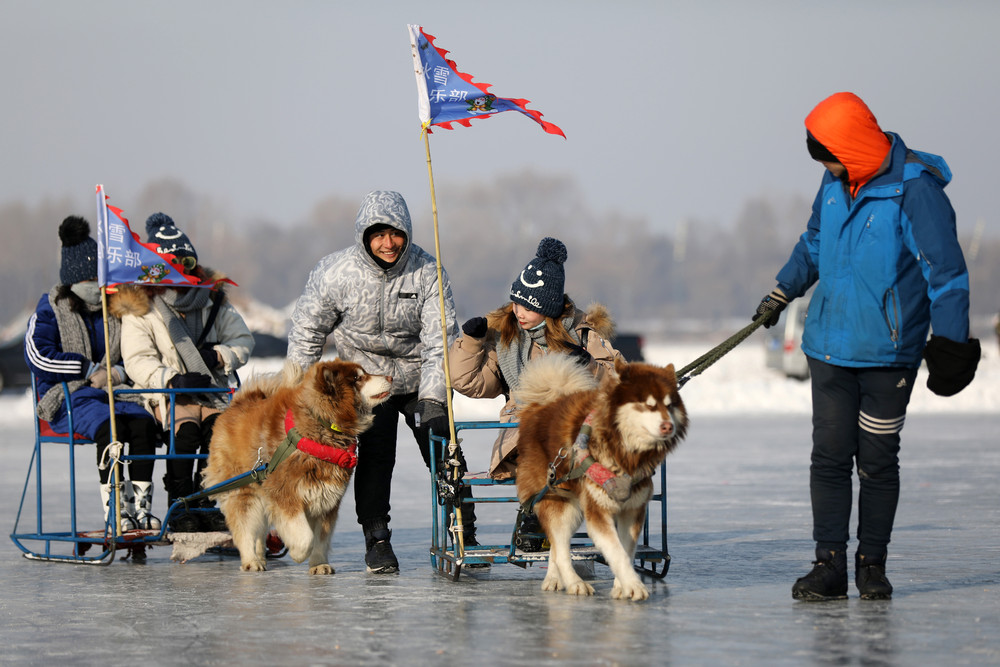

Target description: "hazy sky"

left=2, top=1, right=998, bottom=237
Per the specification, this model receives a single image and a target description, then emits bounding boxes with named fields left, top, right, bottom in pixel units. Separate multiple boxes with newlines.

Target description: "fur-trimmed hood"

left=485, top=300, right=616, bottom=343
left=109, top=267, right=231, bottom=319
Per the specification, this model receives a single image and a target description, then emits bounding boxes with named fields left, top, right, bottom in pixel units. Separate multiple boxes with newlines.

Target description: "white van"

left=764, top=294, right=811, bottom=380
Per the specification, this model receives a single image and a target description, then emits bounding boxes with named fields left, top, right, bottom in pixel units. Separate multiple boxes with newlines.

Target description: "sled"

left=428, top=421, right=671, bottom=581
left=9, top=375, right=286, bottom=565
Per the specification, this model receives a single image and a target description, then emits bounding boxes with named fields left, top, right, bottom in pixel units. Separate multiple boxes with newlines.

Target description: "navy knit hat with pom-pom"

left=145, top=212, right=197, bottom=264
left=510, top=237, right=568, bottom=318
left=59, top=216, right=99, bottom=285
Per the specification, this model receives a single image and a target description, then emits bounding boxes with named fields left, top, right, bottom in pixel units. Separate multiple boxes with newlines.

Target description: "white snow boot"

left=131, top=480, right=162, bottom=531
left=100, top=483, right=138, bottom=533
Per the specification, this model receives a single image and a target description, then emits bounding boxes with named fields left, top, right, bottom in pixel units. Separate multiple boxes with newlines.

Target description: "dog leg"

left=306, top=511, right=337, bottom=575
left=585, top=504, right=649, bottom=601
left=616, top=504, right=647, bottom=560
left=274, top=511, right=315, bottom=564
left=226, top=494, right=269, bottom=572
left=540, top=502, right=593, bottom=596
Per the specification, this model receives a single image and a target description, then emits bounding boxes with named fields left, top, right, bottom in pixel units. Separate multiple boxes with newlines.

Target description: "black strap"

left=195, top=291, right=225, bottom=349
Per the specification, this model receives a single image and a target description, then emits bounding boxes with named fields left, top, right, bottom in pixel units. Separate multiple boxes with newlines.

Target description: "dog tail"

left=231, top=361, right=303, bottom=405
left=513, top=354, right=598, bottom=407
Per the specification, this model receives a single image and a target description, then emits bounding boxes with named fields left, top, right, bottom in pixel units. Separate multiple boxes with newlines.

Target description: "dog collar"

left=284, top=410, right=358, bottom=469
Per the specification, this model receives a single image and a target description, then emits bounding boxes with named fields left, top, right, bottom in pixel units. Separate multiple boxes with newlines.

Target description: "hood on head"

left=353, top=191, right=412, bottom=266
left=805, top=92, right=891, bottom=193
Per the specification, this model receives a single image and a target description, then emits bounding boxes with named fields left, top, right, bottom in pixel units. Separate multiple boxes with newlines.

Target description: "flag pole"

left=96, top=185, right=123, bottom=547
left=421, top=128, right=466, bottom=557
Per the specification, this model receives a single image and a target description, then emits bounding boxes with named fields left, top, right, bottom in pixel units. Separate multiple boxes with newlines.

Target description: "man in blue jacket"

left=753, top=92, right=980, bottom=601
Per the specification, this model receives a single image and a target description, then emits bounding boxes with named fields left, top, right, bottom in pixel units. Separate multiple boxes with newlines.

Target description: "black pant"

left=94, top=415, right=159, bottom=485
left=354, top=392, right=475, bottom=528
left=807, top=358, right=918, bottom=558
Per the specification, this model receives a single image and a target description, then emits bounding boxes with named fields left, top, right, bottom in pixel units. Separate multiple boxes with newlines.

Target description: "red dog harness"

left=284, top=410, right=358, bottom=469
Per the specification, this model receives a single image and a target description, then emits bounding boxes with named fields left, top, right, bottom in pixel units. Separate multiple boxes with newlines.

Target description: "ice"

left=1, top=340, right=998, bottom=664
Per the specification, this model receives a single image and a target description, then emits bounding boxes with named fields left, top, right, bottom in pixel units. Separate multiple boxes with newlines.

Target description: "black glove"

left=199, top=347, right=220, bottom=370
left=565, top=343, right=592, bottom=367
left=923, top=335, right=981, bottom=397
left=461, top=316, right=488, bottom=338
left=753, top=289, right=789, bottom=328
left=169, top=372, right=214, bottom=390
left=415, top=399, right=450, bottom=439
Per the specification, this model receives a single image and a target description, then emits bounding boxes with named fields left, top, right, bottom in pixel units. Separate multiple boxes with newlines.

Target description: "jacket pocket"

left=882, top=288, right=900, bottom=349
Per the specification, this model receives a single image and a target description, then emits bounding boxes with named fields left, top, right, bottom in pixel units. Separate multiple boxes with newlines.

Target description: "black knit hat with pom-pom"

left=58, top=216, right=99, bottom=285
left=509, top=237, right=568, bottom=318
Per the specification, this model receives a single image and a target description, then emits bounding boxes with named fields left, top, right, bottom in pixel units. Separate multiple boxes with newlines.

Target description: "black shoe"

left=515, top=513, right=545, bottom=553
left=792, top=549, right=848, bottom=601
left=856, top=553, right=893, bottom=600
left=198, top=509, right=229, bottom=533
left=364, top=520, right=399, bottom=574
left=167, top=508, right=200, bottom=533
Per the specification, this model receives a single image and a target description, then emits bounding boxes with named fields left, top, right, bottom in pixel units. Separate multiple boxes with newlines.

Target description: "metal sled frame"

left=9, top=376, right=281, bottom=564
left=428, top=421, right=671, bottom=581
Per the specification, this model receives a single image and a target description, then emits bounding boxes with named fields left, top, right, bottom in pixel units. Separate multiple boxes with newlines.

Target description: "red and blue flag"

left=408, top=25, right=565, bottom=138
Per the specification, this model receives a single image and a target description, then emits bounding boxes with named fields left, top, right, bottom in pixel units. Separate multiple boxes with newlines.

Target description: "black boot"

left=856, top=552, right=893, bottom=600
left=363, top=518, right=399, bottom=574
left=515, top=512, right=545, bottom=553
left=163, top=474, right=200, bottom=533
left=792, top=548, right=848, bottom=601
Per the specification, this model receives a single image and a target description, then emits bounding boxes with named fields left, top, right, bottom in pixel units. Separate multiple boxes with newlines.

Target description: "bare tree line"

left=2, top=171, right=997, bottom=340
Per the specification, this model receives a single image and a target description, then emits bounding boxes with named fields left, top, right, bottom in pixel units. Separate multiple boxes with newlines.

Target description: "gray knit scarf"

left=496, top=312, right=581, bottom=396
left=153, top=288, right=227, bottom=409
left=37, top=286, right=142, bottom=421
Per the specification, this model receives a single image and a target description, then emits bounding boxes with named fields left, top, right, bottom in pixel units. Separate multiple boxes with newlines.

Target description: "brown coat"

left=449, top=301, right=622, bottom=478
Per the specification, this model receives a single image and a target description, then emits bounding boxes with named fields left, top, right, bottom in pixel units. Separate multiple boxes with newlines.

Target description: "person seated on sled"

left=114, top=213, right=253, bottom=533
left=24, top=216, right=161, bottom=534
left=286, top=190, right=464, bottom=574
left=449, top=236, right=624, bottom=476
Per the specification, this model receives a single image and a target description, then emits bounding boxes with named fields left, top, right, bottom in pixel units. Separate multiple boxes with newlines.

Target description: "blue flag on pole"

left=408, top=25, right=565, bottom=137
left=95, top=184, right=203, bottom=288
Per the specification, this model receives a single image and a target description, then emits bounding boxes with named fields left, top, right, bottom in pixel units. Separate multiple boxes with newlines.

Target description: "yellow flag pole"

left=99, top=285, right=122, bottom=549
left=422, top=127, right=465, bottom=560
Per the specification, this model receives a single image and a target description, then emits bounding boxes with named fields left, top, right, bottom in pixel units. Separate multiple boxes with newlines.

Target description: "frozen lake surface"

left=1, top=341, right=998, bottom=665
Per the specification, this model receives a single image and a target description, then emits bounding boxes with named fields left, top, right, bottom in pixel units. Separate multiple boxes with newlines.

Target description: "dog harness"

left=284, top=410, right=358, bottom=469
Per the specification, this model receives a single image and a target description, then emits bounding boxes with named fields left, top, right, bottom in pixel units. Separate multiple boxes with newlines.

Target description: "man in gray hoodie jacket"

left=288, top=190, right=462, bottom=573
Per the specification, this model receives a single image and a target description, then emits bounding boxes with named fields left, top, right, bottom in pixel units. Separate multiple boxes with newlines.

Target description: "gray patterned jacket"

left=287, top=191, right=458, bottom=402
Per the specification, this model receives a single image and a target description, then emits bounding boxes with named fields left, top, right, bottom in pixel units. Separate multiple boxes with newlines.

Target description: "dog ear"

left=614, top=357, right=630, bottom=376
left=663, top=363, right=677, bottom=383
left=320, top=364, right=342, bottom=397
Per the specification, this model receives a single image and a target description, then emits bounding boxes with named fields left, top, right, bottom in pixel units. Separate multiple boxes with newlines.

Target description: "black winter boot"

left=856, top=552, right=893, bottom=600
left=515, top=512, right=545, bottom=553
left=163, top=474, right=200, bottom=533
left=792, top=548, right=848, bottom=601
left=363, top=518, right=399, bottom=574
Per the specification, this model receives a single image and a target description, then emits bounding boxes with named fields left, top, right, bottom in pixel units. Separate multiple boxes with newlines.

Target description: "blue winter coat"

left=775, top=133, right=970, bottom=369
left=24, top=293, right=151, bottom=438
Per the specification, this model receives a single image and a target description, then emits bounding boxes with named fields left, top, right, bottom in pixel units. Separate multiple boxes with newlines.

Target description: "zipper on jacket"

left=882, top=288, right=900, bottom=349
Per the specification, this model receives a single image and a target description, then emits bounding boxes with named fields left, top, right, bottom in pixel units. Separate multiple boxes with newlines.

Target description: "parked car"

left=764, top=296, right=810, bottom=380
left=613, top=333, right=645, bottom=362
left=250, top=332, right=288, bottom=358
left=0, top=335, right=31, bottom=392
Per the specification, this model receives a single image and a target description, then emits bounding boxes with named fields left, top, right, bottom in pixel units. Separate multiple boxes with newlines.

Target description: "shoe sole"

left=792, top=590, right=848, bottom=601
left=366, top=564, right=399, bottom=574
left=859, top=592, right=892, bottom=600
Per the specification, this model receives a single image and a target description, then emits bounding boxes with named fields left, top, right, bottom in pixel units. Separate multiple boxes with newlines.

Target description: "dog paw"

left=565, top=581, right=595, bottom=596
left=611, top=580, right=649, bottom=601
left=541, top=576, right=563, bottom=592
left=240, top=561, right=267, bottom=572
left=309, top=564, right=335, bottom=575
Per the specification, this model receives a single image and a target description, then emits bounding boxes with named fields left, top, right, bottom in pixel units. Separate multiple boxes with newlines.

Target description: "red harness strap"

left=284, top=410, right=358, bottom=470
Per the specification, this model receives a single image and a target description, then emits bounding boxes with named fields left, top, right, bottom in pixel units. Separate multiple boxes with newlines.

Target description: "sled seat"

left=428, top=420, right=671, bottom=581
left=10, top=376, right=238, bottom=564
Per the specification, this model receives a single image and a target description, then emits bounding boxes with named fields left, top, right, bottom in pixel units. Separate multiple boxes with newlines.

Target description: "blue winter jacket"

left=775, top=133, right=970, bottom=369
left=24, top=293, right=150, bottom=438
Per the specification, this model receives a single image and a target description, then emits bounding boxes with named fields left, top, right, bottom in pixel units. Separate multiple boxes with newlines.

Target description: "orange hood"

left=805, top=92, right=890, bottom=196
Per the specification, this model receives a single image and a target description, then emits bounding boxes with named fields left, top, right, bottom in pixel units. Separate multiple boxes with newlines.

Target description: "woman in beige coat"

left=114, top=213, right=253, bottom=531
